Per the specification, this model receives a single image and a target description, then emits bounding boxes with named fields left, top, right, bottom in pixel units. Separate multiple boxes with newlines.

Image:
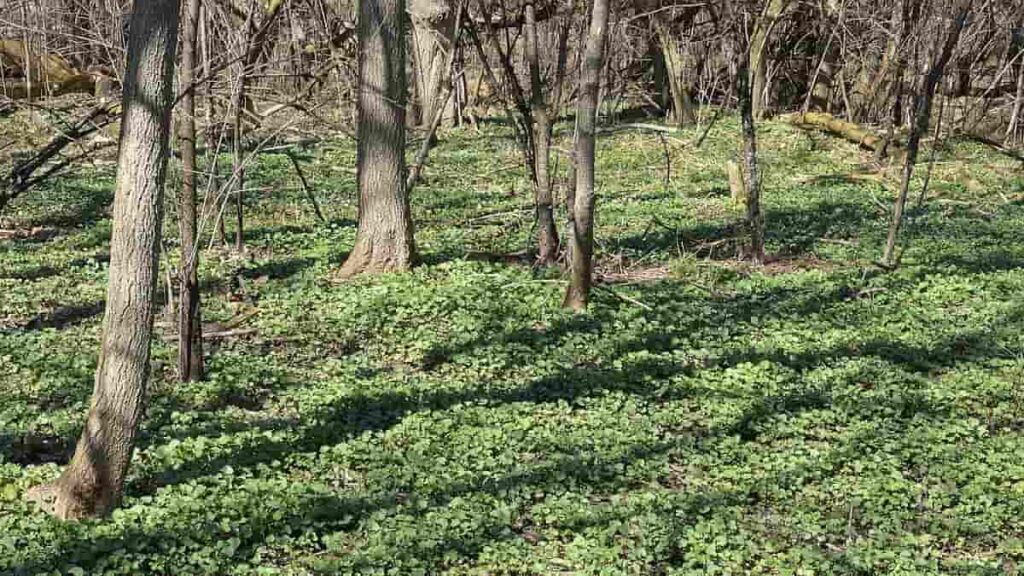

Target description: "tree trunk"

left=1006, top=26, right=1024, bottom=145
left=651, top=38, right=669, bottom=110
left=564, top=0, right=610, bottom=311
left=806, top=1, right=842, bottom=114
left=409, top=0, right=457, bottom=129
left=226, top=0, right=288, bottom=253
left=25, top=0, right=180, bottom=520
left=231, top=84, right=246, bottom=252
left=737, top=43, right=765, bottom=264
left=177, top=0, right=204, bottom=382
left=655, top=20, right=695, bottom=127
left=338, top=0, right=415, bottom=277
left=882, top=0, right=972, bottom=268
left=749, top=0, right=790, bottom=120
left=525, top=1, right=558, bottom=264
left=229, top=2, right=255, bottom=253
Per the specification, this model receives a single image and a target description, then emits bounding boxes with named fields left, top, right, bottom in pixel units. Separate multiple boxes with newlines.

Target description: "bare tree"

left=882, top=0, right=973, bottom=268
left=564, top=0, right=610, bottom=311
left=737, top=37, right=765, bottom=264
left=24, top=0, right=181, bottom=520
left=525, top=0, right=559, bottom=264
left=338, top=0, right=416, bottom=277
left=176, top=0, right=204, bottom=382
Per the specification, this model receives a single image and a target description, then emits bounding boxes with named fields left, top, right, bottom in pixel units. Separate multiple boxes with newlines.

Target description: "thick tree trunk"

left=338, top=0, right=415, bottom=277
left=525, top=1, right=558, bottom=264
left=655, top=20, right=695, bottom=127
left=651, top=38, right=669, bottom=110
left=177, top=0, right=204, bottom=382
left=407, top=5, right=464, bottom=192
left=409, top=0, right=457, bottom=128
left=882, top=0, right=972, bottom=268
left=25, top=0, right=180, bottom=520
left=564, top=0, right=610, bottom=311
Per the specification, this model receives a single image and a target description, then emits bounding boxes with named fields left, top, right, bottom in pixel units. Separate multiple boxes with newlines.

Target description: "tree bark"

left=737, top=41, right=765, bottom=264
left=338, top=0, right=416, bottom=277
left=525, top=0, right=558, bottom=264
left=409, top=0, right=457, bottom=128
left=25, top=0, right=181, bottom=520
left=564, top=0, right=610, bottom=311
left=654, top=18, right=695, bottom=127
left=177, top=0, right=204, bottom=382
left=229, top=1, right=255, bottom=253
left=882, top=0, right=972, bottom=268
left=1006, top=25, right=1024, bottom=145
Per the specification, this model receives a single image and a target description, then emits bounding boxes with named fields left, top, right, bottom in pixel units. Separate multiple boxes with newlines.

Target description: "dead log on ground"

left=782, top=112, right=904, bottom=160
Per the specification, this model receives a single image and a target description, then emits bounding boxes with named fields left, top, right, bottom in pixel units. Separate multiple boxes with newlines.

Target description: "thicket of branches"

left=3, top=1, right=1020, bottom=138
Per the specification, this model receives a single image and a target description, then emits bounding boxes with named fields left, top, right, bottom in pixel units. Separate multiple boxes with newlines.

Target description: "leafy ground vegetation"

left=1, top=115, right=1024, bottom=574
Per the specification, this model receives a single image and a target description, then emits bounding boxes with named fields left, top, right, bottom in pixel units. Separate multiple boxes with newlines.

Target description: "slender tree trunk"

left=564, top=0, right=610, bottom=311
left=338, top=0, right=415, bottom=277
left=230, top=2, right=254, bottom=253
left=1007, top=58, right=1024, bottom=145
left=231, top=89, right=246, bottom=252
left=882, top=0, right=972, bottom=268
left=750, top=0, right=790, bottom=120
left=737, top=44, right=765, bottom=264
left=25, top=0, right=181, bottom=520
left=177, top=0, right=204, bottom=382
left=525, top=1, right=558, bottom=264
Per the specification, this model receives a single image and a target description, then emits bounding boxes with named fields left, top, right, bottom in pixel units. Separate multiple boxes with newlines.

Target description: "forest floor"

left=1, top=115, right=1024, bottom=574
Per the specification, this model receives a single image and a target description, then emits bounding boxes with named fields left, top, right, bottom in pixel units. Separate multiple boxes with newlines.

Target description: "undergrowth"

left=1, top=115, right=1023, bottom=574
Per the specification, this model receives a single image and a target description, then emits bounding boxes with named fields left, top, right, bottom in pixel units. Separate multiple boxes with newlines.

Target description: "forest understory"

left=2, top=114, right=1024, bottom=574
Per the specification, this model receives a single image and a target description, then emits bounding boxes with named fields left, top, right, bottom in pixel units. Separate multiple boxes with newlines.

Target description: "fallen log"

left=782, top=112, right=903, bottom=159
left=0, top=40, right=114, bottom=98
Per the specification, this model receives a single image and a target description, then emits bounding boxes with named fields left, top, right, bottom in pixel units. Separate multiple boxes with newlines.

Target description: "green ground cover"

left=1, top=116, right=1023, bottom=574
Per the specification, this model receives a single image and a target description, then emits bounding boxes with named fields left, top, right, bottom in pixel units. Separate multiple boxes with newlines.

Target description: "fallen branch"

left=1, top=101, right=120, bottom=212
left=203, top=327, right=258, bottom=340
left=598, top=122, right=681, bottom=134
left=959, top=131, right=1024, bottom=164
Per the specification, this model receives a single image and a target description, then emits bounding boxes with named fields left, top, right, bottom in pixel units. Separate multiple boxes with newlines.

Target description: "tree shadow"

left=8, top=300, right=106, bottom=331
left=0, top=430, right=74, bottom=466
left=7, top=340, right=957, bottom=574
left=0, top=264, right=61, bottom=281
left=238, top=256, right=316, bottom=281
left=607, top=198, right=870, bottom=261
left=11, top=183, right=114, bottom=229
